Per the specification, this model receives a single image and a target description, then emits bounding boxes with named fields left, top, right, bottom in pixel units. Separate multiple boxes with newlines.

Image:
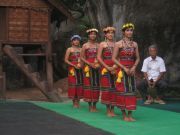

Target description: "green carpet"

left=33, top=101, right=180, bottom=135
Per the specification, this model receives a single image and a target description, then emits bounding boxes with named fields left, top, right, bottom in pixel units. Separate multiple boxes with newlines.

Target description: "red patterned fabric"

left=68, top=52, right=83, bottom=100
left=100, top=47, right=116, bottom=105
left=116, top=46, right=137, bottom=110
left=83, top=48, right=100, bottom=102
left=116, top=95, right=136, bottom=110
left=118, top=47, right=136, bottom=68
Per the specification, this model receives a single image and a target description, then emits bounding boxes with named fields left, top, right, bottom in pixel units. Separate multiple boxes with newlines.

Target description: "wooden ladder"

left=3, top=45, right=62, bottom=102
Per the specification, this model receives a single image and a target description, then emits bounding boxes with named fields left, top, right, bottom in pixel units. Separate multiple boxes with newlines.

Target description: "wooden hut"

left=0, top=0, right=73, bottom=101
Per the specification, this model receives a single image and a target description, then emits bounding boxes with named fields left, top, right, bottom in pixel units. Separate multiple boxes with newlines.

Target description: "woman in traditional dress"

left=81, top=28, right=100, bottom=112
left=64, top=35, right=83, bottom=108
left=112, top=23, right=140, bottom=121
left=97, top=27, right=117, bottom=117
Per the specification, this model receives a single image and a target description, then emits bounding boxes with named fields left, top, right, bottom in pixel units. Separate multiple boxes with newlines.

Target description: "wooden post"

left=0, top=42, right=2, bottom=76
left=46, top=42, right=53, bottom=91
left=0, top=43, right=6, bottom=99
left=46, top=9, right=53, bottom=92
left=44, top=10, right=62, bottom=102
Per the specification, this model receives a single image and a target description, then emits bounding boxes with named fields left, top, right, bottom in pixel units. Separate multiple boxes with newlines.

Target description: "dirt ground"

left=4, top=76, right=176, bottom=101
left=3, top=76, right=143, bottom=101
left=4, top=78, right=68, bottom=101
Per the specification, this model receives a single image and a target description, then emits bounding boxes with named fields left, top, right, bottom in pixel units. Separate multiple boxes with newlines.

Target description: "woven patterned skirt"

left=100, top=68, right=116, bottom=106
left=68, top=67, right=83, bottom=100
left=115, top=69, right=136, bottom=110
left=83, top=67, right=100, bottom=102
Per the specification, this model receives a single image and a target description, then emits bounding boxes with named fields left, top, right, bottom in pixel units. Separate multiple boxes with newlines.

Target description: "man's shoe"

left=144, top=99, right=153, bottom=105
left=154, top=99, right=166, bottom=104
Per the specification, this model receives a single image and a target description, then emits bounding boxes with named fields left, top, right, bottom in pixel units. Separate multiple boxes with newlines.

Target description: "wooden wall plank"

left=30, top=10, right=48, bottom=42
left=8, top=8, right=29, bottom=42
left=0, top=0, right=49, bottom=8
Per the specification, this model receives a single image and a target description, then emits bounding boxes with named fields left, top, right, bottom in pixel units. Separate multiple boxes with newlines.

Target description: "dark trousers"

left=137, top=79, right=167, bottom=101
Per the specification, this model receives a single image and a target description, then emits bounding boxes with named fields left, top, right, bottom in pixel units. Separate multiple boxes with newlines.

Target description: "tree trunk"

left=85, top=0, right=180, bottom=90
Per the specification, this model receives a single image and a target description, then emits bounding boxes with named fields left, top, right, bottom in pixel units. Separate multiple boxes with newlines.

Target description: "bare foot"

left=107, top=111, right=113, bottom=117
left=123, top=116, right=130, bottom=121
left=128, top=117, right=136, bottom=122
left=77, top=103, right=80, bottom=108
left=91, top=106, right=98, bottom=112
left=73, top=102, right=77, bottom=108
left=89, top=107, right=93, bottom=112
left=110, top=112, right=117, bottom=117
left=93, top=109, right=98, bottom=112
left=73, top=104, right=78, bottom=108
left=107, top=113, right=113, bottom=117
left=73, top=102, right=80, bottom=108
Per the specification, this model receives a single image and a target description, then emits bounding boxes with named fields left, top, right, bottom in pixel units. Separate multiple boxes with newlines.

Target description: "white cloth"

left=141, top=56, right=166, bottom=81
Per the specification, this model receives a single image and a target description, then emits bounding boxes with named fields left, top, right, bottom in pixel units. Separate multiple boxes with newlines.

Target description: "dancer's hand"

left=89, top=63, right=96, bottom=69
left=124, top=67, right=130, bottom=75
left=130, top=66, right=136, bottom=76
left=107, top=66, right=114, bottom=72
left=74, top=65, right=80, bottom=69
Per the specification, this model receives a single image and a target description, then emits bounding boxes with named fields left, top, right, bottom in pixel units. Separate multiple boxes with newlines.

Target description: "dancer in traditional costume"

left=112, top=23, right=140, bottom=121
left=81, top=28, right=100, bottom=112
left=97, top=27, right=117, bottom=117
left=64, top=35, right=83, bottom=108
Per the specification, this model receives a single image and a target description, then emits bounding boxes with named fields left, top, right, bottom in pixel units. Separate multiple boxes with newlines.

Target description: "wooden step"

left=24, top=64, right=33, bottom=73
left=17, top=55, right=24, bottom=64
left=31, top=72, right=41, bottom=81
left=3, top=45, right=62, bottom=102
left=3, top=45, right=24, bottom=64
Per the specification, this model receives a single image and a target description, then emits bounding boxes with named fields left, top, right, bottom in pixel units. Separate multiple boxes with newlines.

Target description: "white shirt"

left=141, top=56, right=166, bottom=81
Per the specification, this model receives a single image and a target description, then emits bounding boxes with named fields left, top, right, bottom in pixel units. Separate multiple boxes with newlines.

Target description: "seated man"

left=138, top=45, right=167, bottom=104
